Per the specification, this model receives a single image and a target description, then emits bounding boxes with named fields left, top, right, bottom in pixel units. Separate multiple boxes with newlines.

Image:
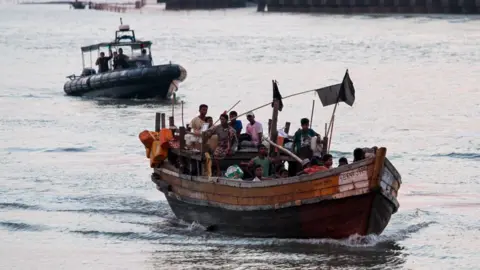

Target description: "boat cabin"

left=79, top=24, right=154, bottom=76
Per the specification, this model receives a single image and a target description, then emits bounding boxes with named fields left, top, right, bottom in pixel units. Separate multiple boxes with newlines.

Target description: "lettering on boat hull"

left=338, top=166, right=369, bottom=193
left=339, top=166, right=368, bottom=185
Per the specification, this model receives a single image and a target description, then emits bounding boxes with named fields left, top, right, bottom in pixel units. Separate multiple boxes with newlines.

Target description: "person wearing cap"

left=293, top=118, right=320, bottom=160
left=246, top=112, right=263, bottom=146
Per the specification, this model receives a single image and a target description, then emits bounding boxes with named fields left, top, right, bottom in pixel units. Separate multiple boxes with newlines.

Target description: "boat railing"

left=153, top=112, right=301, bottom=166
left=66, top=74, right=78, bottom=80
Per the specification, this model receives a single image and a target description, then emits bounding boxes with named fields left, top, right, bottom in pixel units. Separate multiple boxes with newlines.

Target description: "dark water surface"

left=1, top=4, right=479, bottom=270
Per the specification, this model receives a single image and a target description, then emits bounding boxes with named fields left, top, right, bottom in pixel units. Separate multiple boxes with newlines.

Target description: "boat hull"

left=150, top=149, right=401, bottom=239
left=71, top=2, right=86, bottom=9
left=164, top=190, right=394, bottom=239
left=63, top=64, right=187, bottom=99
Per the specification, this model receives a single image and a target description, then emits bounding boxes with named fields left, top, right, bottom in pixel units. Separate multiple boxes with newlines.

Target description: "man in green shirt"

left=241, top=144, right=278, bottom=177
left=293, top=118, right=320, bottom=160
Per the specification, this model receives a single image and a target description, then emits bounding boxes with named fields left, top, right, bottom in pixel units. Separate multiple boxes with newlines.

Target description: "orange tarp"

left=139, top=129, right=174, bottom=167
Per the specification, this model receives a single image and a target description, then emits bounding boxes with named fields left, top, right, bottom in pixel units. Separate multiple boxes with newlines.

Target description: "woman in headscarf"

left=206, top=114, right=238, bottom=176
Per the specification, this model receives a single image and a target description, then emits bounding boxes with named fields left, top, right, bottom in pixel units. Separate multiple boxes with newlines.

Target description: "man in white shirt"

left=245, top=112, right=263, bottom=146
left=190, top=104, right=208, bottom=134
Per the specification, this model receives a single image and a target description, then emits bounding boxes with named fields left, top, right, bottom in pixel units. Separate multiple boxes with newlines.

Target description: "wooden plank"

left=269, top=100, right=279, bottom=157
left=164, top=174, right=375, bottom=206
left=158, top=170, right=183, bottom=186
left=188, top=173, right=342, bottom=198
left=179, top=126, right=186, bottom=150
left=161, top=113, right=166, bottom=129
left=370, top=147, right=386, bottom=189
left=384, top=158, right=402, bottom=184
left=170, top=182, right=373, bottom=207
left=381, top=167, right=400, bottom=191
left=155, top=112, right=160, bottom=132
left=156, top=159, right=375, bottom=190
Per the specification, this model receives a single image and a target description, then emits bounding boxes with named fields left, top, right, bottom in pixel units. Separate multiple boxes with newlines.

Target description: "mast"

left=269, top=99, right=279, bottom=157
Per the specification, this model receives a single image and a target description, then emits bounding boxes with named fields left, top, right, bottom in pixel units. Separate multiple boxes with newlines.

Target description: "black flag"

left=315, top=69, right=355, bottom=107
left=272, top=80, right=284, bottom=111
left=338, top=70, right=355, bottom=106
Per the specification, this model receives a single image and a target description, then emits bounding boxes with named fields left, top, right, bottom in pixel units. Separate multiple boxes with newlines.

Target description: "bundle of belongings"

left=139, top=129, right=174, bottom=168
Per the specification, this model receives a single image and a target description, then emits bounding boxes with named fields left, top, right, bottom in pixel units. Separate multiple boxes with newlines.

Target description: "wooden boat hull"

left=151, top=148, right=401, bottom=239
left=164, top=190, right=394, bottom=239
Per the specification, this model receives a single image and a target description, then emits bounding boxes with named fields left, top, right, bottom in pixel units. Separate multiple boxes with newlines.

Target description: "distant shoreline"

left=19, top=1, right=75, bottom=4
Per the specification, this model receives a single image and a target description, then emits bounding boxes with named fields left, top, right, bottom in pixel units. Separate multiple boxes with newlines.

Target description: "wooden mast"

left=269, top=99, right=279, bottom=157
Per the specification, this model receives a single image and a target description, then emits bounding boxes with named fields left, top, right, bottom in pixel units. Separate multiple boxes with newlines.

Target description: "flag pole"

left=309, top=99, right=315, bottom=129
left=235, top=88, right=316, bottom=120
left=212, top=100, right=241, bottom=125
left=326, top=101, right=339, bottom=136
left=326, top=69, right=350, bottom=151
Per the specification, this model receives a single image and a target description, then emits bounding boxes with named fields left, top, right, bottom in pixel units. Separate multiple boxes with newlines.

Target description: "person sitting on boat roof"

left=228, top=111, right=242, bottom=138
left=338, top=157, right=348, bottom=167
left=205, top=113, right=238, bottom=177
left=245, top=112, right=263, bottom=146
left=293, top=118, right=321, bottom=160
left=241, top=144, right=279, bottom=178
left=113, top=48, right=130, bottom=70
left=190, top=104, right=208, bottom=135
left=95, top=49, right=113, bottom=73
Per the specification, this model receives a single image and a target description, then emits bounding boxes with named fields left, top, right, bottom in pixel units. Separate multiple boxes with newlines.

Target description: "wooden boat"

left=142, top=72, right=401, bottom=239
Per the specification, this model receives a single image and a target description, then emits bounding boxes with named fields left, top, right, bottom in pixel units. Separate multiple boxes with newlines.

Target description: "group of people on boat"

left=183, top=104, right=376, bottom=180
left=95, top=47, right=151, bottom=73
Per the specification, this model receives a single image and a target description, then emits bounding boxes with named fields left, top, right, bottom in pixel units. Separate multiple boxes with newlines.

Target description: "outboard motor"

left=81, top=68, right=96, bottom=77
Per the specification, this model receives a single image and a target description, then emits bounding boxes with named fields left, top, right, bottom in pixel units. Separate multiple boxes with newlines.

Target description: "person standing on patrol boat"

left=95, top=48, right=113, bottom=73
left=113, top=48, right=130, bottom=70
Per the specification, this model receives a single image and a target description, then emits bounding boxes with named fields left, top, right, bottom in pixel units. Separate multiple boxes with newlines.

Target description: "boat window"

left=111, top=45, right=134, bottom=57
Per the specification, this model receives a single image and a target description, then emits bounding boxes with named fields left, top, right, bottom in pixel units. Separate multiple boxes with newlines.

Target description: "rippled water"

left=1, top=3, right=479, bottom=270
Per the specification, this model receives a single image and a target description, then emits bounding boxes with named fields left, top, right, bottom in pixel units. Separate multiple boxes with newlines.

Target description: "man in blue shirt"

left=229, top=111, right=243, bottom=137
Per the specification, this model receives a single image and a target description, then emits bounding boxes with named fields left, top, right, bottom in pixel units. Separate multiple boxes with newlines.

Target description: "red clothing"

left=303, top=165, right=328, bottom=175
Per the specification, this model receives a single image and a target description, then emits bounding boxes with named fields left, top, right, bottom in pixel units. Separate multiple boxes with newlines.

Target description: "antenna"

left=120, top=18, right=123, bottom=25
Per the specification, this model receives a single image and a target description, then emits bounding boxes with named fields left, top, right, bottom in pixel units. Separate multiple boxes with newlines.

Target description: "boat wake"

left=3, top=146, right=94, bottom=153
left=0, top=221, right=46, bottom=232
left=432, top=152, right=480, bottom=160
left=0, top=197, right=434, bottom=268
